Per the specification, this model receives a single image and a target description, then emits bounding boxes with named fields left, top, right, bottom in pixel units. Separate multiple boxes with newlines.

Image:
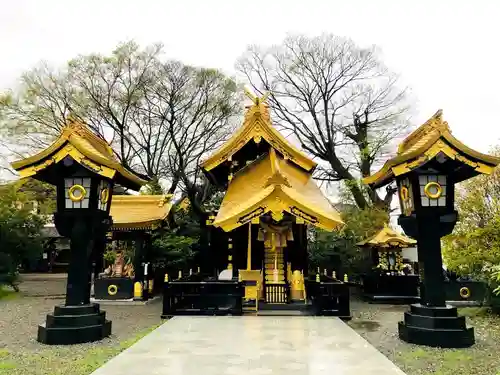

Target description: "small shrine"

left=93, top=195, right=173, bottom=301
left=200, top=90, right=344, bottom=311
left=358, top=224, right=419, bottom=302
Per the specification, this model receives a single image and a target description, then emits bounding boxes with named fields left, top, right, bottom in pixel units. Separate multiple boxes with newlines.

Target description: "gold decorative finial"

left=244, top=87, right=270, bottom=106
left=65, top=112, right=81, bottom=128
left=397, top=109, right=449, bottom=154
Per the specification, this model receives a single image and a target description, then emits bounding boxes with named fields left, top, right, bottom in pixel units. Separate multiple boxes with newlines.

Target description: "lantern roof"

left=10, top=116, right=147, bottom=191
left=364, top=110, right=500, bottom=188
left=110, top=194, right=173, bottom=231
left=357, top=223, right=416, bottom=248
left=212, top=148, right=343, bottom=232
left=200, top=90, right=317, bottom=185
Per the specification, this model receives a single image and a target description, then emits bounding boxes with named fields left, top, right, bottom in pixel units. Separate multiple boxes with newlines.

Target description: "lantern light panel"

left=398, top=177, right=414, bottom=216
left=65, top=177, right=91, bottom=209
left=419, top=175, right=447, bottom=207
left=98, top=180, right=110, bottom=211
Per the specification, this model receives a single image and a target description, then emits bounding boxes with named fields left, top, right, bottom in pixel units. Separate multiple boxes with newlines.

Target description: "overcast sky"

left=1, top=1, right=499, bottom=221
left=2, top=0, right=498, bottom=150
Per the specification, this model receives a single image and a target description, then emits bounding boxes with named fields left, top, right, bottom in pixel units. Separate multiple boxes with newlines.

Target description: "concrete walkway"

left=91, top=316, right=406, bottom=375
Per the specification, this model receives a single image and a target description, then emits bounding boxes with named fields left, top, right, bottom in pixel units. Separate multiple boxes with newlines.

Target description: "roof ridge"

left=397, top=109, right=450, bottom=154
left=200, top=91, right=317, bottom=175
left=64, top=115, right=114, bottom=157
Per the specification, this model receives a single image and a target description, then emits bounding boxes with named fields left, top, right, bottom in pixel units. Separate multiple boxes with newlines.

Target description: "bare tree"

left=237, top=34, right=412, bottom=210
left=0, top=41, right=241, bottom=207
left=151, top=62, right=242, bottom=216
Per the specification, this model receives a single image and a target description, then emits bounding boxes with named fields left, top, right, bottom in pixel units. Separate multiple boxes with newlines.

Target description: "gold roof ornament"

left=357, top=223, right=416, bottom=248
left=200, top=89, right=317, bottom=177
left=11, top=115, right=147, bottom=190
left=363, top=110, right=500, bottom=188
left=177, top=197, right=191, bottom=212
left=212, top=148, right=343, bottom=232
left=110, top=194, right=173, bottom=231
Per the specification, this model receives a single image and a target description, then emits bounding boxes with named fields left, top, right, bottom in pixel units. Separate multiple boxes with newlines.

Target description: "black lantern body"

left=10, top=118, right=146, bottom=345
left=363, top=110, right=500, bottom=348
left=52, top=157, right=114, bottom=306
left=395, top=158, right=460, bottom=308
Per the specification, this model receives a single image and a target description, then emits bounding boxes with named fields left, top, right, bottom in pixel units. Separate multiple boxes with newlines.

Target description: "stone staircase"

left=263, top=247, right=287, bottom=303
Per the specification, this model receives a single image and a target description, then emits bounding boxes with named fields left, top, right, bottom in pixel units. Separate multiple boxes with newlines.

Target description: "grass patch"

left=458, top=306, right=490, bottom=317
left=1, top=323, right=162, bottom=375
left=70, top=324, right=161, bottom=375
left=0, top=287, right=18, bottom=301
left=395, top=311, right=500, bottom=375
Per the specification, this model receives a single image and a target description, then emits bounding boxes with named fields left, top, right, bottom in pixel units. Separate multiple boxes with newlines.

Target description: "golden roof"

left=364, top=110, right=500, bottom=188
left=11, top=116, right=147, bottom=191
left=110, top=194, right=173, bottom=230
left=213, top=148, right=343, bottom=232
left=357, top=224, right=416, bottom=248
left=201, top=91, right=317, bottom=174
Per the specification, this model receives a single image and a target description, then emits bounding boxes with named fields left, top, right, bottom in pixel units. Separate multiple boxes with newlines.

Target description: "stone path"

left=91, top=316, right=406, bottom=375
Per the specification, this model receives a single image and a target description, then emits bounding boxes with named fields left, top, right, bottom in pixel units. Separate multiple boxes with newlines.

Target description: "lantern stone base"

left=398, top=303, right=474, bottom=348
left=37, top=303, right=112, bottom=345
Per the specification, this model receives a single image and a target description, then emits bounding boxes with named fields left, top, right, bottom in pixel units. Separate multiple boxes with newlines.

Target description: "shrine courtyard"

left=1, top=276, right=499, bottom=375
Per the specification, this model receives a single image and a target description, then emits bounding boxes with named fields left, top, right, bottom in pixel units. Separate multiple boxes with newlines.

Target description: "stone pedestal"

left=398, top=212, right=475, bottom=348
left=398, top=303, right=474, bottom=348
left=37, top=212, right=113, bottom=345
left=37, top=303, right=111, bottom=345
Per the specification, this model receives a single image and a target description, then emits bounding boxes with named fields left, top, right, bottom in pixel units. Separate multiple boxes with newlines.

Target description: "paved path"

left=91, top=316, right=406, bottom=375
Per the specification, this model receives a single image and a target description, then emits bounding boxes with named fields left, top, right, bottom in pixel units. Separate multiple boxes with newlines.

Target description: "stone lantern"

left=11, top=116, right=147, bottom=344
left=364, top=110, right=500, bottom=348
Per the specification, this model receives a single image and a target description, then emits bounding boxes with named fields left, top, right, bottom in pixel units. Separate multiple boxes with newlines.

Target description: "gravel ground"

left=349, top=299, right=500, bottom=375
left=3, top=278, right=500, bottom=375
left=0, top=276, right=163, bottom=375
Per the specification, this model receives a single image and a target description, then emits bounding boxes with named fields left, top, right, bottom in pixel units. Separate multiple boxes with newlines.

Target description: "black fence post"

left=161, top=281, right=171, bottom=319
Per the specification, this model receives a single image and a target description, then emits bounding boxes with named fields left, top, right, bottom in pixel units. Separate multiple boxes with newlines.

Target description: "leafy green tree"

left=150, top=205, right=199, bottom=274
left=309, top=204, right=388, bottom=276
left=0, top=185, right=46, bottom=290
left=442, top=147, right=500, bottom=280
left=0, top=178, right=56, bottom=215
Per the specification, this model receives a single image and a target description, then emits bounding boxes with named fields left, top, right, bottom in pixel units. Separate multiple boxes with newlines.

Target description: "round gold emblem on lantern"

left=424, top=181, right=443, bottom=199
left=100, top=188, right=110, bottom=205
left=68, top=184, right=87, bottom=202
left=400, top=186, right=410, bottom=202
left=459, top=287, right=471, bottom=299
left=107, top=284, right=118, bottom=296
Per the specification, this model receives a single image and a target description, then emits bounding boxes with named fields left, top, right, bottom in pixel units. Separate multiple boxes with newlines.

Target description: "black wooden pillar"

left=92, top=235, right=107, bottom=282
left=65, top=217, right=93, bottom=306
left=299, top=224, right=309, bottom=277
left=133, top=233, right=145, bottom=284
left=416, top=214, right=446, bottom=307
left=199, top=213, right=212, bottom=276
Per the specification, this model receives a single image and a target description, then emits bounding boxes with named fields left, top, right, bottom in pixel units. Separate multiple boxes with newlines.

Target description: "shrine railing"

left=361, top=274, right=420, bottom=300
left=161, top=280, right=244, bottom=317
left=306, top=280, right=351, bottom=320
